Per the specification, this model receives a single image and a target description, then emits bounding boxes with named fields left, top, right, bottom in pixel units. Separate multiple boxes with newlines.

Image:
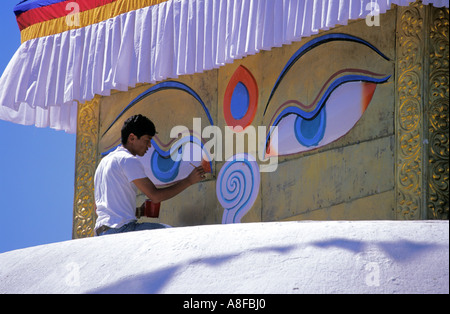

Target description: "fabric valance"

left=1, top=0, right=448, bottom=133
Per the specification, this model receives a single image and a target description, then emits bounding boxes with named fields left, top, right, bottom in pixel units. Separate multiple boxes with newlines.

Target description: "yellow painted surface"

left=96, top=10, right=399, bottom=225
left=262, top=136, right=395, bottom=221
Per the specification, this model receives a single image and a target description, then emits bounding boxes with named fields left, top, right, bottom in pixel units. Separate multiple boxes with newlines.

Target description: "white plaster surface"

left=0, top=221, right=448, bottom=294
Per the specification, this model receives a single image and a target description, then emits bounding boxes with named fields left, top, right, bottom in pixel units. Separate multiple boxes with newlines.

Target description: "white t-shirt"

left=94, top=146, right=147, bottom=230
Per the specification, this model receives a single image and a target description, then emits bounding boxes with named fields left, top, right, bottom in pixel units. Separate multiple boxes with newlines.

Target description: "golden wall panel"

left=395, top=1, right=449, bottom=220
left=395, top=2, right=426, bottom=219
left=427, top=5, right=449, bottom=219
left=72, top=96, right=100, bottom=238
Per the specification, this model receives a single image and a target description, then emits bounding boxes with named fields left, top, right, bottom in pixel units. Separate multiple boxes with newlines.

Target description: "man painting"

left=94, top=114, right=205, bottom=236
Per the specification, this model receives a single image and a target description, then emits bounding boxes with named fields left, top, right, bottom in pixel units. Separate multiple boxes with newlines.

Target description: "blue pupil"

left=294, top=109, right=326, bottom=147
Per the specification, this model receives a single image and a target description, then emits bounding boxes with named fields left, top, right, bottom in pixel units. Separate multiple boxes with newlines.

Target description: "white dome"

left=0, top=221, right=448, bottom=294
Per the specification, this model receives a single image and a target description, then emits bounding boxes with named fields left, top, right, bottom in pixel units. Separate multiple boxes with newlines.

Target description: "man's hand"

left=187, top=166, right=206, bottom=185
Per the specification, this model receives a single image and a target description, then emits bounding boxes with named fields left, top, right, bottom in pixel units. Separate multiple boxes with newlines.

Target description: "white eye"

left=266, top=79, right=387, bottom=157
left=263, top=33, right=391, bottom=157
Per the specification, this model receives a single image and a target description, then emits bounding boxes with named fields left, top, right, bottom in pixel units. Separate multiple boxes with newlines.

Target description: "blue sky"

left=0, top=1, right=76, bottom=253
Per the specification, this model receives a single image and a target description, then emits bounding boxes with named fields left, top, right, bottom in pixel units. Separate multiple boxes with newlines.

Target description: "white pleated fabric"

left=0, top=0, right=448, bottom=133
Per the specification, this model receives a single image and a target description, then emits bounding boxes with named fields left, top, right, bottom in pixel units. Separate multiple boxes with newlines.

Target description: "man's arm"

left=133, top=166, right=205, bottom=203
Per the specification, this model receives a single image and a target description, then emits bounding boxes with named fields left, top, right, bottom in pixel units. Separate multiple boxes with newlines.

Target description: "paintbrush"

left=190, top=161, right=213, bottom=178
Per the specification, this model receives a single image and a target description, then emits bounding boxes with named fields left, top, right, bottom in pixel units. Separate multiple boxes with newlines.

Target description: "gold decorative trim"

left=72, top=96, right=101, bottom=238
left=427, top=6, right=449, bottom=219
left=395, top=1, right=425, bottom=219
left=396, top=1, right=449, bottom=220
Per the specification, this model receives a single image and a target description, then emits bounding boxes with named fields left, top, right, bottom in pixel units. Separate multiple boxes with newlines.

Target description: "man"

left=94, top=114, right=205, bottom=236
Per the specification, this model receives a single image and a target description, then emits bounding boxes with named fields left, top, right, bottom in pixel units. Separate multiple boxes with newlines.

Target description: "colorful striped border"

left=15, top=0, right=117, bottom=30
left=14, top=0, right=170, bottom=42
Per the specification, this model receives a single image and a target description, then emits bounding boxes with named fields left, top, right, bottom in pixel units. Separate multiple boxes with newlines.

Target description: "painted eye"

left=263, top=33, right=392, bottom=158
left=141, top=137, right=212, bottom=186
left=266, top=79, right=386, bottom=157
left=150, top=145, right=183, bottom=183
left=99, top=80, right=215, bottom=185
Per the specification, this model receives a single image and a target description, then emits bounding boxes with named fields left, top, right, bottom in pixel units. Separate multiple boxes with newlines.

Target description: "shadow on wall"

left=87, top=239, right=442, bottom=294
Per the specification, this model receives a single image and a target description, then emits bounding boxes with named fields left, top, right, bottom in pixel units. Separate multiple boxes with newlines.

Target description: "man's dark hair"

left=121, top=114, right=157, bottom=145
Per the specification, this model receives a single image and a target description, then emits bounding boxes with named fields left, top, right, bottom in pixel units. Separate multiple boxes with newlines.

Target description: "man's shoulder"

left=112, top=147, right=142, bottom=168
left=96, top=146, right=146, bottom=182
left=106, top=146, right=134, bottom=160
left=98, top=146, right=132, bottom=168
